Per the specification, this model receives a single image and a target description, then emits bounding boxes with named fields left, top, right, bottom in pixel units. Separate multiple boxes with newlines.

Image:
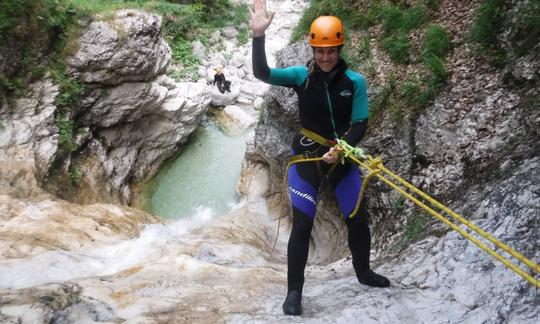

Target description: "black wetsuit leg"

left=328, top=163, right=371, bottom=273
left=287, top=207, right=314, bottom=292
left=345, top=202, right=371, bottom=273
left=286, top=134, right=326, bottom=292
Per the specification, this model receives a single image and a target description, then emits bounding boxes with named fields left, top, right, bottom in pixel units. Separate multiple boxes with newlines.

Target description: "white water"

left=0, top=207, right=219, bottom=290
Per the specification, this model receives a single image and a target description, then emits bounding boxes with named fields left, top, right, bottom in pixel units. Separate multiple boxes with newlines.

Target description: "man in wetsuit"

left=213, top=66, right=231, bottom=93
left=250, top=0, right=390, bottom=316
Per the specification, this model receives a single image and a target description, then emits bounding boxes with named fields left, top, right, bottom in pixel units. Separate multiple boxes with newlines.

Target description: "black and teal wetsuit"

left=253, top=36, right=373, bottom=293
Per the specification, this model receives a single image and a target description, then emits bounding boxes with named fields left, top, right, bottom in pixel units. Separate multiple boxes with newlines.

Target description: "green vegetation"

left=470, top=0, right=539, bottom=64
left=423, top=24, right=451, bottom=59
left=471, top=0, right=505, bottom=48
left=371, top=22, right=451, bottom=122
left=369, top=75, right=396, bottom=120
left=141, top=0, right=249, bottom=81
left=511, top=1, right=540, bottom=56
left=373, top=3, right=430, bottom=65
left=379, top=4, right=429, bottom=36
left=68, top=162, right=82, bottom=185
left=0, top=0, right=79, bottom=96
left=381, top=34, right=410, bottom=64
left=394, top=196, right=405, bottom=211
left=50, top=62, right=85, bottom=113
left=403, top=214, right=428, bottom=242
left=392, top=213, right=429, bottom=252
left=49, top=60, right=85, bottom=155
left=423, top=0, right=442, bottom=11
left=469, top=0, right=507, bottom=64
left=1, top=0, right=250, bottom=92
left=169, top=40, right=202, bottom=81
left=57, top=116, right=76, bottom=154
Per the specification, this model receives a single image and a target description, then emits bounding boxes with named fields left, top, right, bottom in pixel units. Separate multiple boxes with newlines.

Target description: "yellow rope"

left=346, top=154, right=540, bottom=288
left=273, top=139, right=539, bottom=288
left=378, top=164, right=540, bottom=275
left=349, top=159, right=381, bottom=219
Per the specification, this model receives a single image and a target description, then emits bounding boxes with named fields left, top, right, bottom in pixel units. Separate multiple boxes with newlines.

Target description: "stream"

left=148, top=119, right=248, bottom=219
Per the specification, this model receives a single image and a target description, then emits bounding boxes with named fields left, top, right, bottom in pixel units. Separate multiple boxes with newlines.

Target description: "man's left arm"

left=343, top=70, right=369, bottom=146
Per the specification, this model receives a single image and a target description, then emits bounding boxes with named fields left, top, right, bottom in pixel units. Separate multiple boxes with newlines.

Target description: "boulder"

left=68, top=10, right=171, bottom=86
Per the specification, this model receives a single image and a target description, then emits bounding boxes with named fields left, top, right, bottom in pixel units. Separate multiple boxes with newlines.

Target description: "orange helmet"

left=308, top=16, right=344, bottom=47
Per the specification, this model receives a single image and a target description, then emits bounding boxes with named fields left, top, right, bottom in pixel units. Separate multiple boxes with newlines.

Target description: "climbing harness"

left=274, top=134, right=540, bottom=289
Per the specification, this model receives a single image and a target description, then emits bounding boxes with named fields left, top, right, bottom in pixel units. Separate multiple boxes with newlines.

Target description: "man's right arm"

left=252, top=35, right=271, bottom=81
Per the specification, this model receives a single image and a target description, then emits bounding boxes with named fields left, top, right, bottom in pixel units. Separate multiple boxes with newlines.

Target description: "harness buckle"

left=302, top=151, right=314, bottom=159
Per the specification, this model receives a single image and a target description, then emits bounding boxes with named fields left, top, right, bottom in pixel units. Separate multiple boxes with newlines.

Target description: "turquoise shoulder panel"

left=344, top=69, right=368, bottom=122
left=268, top=66, right=309, bottom=86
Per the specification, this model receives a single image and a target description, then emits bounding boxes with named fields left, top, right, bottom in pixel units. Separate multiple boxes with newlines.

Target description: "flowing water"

left=148, top=119, right=248, bottom=219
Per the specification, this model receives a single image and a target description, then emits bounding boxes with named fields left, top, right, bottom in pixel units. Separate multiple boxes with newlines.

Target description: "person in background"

left=213, top=66, right=231, bottom=93
left=250, top=0, right=390, bottom=316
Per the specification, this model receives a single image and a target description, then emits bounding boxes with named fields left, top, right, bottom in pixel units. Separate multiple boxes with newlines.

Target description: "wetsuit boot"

left=346, top=207, right=390, bottom=288
left=282, top=290, right=302, bottom=315
left=356, top=269, right=390, bottom=287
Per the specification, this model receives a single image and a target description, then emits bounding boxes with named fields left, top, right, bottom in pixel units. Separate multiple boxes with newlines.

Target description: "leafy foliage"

left=423, top=24, right=451, bottom=59
left=381, top=33, right=410, bottom=64
left=285, top=0, right=450, bottom=122
left=57, top=115, right=76, bottom=154
left=143, top=0, right=249, bottom=80
left=0, top=0, right=79, bottom=96
left=68, top=162, right=82, bottom=185
left=471, top=0, right=505, bottom=47
left=379, top=4, right=429, bottom=36
left=403, top=214, right=428, bottom=242
left=169, top=40, right=201, bottom=81
left=391, top=213, right=429, bottom=252
left=509, top=0, right=540, bottom=57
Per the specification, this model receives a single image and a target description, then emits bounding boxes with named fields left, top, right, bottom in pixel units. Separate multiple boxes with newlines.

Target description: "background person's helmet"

left=214, top=66, right=223, bottom=73
left=308, top=16, right=344, bottom=47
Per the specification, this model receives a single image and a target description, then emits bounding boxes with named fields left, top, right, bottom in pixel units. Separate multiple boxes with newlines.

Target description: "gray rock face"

left=68, top=9, right=171, bottom=86
left=0, top=78, right=59, bottom=198
left=221, top=26, right=239, bottom=39
left=68, top=76, right=209, bottom=204
left=61, top=11, right=210, bottom=204
left=379, top=158, right=540, bottom=323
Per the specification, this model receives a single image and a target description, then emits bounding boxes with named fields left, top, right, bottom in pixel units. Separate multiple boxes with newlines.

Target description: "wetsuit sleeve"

left=252, top=35, right=308, bottom=86
left=343, top=119, right=368, bottom=146
left=345, top=70, right=369, bottom=122
left=252, top=35, right=271, bottom=81
left=343, top=70, right=369, bottom=146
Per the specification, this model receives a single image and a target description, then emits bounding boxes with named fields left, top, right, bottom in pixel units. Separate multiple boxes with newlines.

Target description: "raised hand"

left=250, top=0, right=275, bottom=37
